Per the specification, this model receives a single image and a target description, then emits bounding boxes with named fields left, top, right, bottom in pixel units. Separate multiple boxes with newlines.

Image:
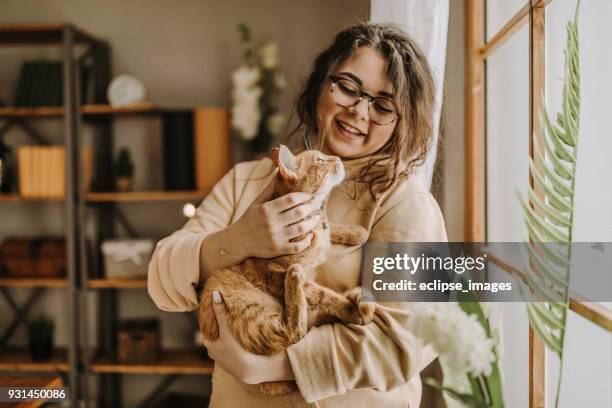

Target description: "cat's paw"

left=344, top=287, right=376, bottom=325
left=351, top=225, right=369, bottom=246
left=287, top=264, right=305, bottom=286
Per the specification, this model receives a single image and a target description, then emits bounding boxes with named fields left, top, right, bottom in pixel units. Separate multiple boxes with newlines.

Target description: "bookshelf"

left=0, top=23, right=214, bottom=407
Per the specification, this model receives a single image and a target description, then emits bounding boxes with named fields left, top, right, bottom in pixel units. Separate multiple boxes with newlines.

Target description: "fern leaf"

left=519, top=2, right=581, bottom=407
left=526, top=188, right=571, bottom=228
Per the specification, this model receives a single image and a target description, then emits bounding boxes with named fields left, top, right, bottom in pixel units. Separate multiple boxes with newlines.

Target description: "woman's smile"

left=335, top=119, right=367, bottom=140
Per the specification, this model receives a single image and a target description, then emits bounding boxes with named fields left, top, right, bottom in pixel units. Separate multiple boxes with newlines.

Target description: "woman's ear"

left=273, top=144, right=297, bottom=181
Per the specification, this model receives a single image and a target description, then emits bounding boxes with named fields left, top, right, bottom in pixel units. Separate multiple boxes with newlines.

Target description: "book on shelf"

left=13, top=61, right=92, bottom=107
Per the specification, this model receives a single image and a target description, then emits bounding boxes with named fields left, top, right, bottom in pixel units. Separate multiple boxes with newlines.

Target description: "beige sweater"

left=148, top=156, right=448, bottom=408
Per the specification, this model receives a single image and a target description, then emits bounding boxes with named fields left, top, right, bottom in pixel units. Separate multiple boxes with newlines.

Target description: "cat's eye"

left=317, top=157, right=326, bottom=162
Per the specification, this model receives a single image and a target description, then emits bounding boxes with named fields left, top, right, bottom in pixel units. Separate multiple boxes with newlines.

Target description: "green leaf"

left=529, top=302, right=565, bottom=331
left=524, top=242, right=569, bottom=287
left=521, top=201, right=569, bottom=242
left=526, top=239, right=571, bottom=269
left=530, top=157, right=573, bottom=198
left=542, top=109, right=575, bottom=155
left=526, top=188, right=571, bottom=228
left=527, top=305, right=563, bottom=355
left=424, top=378, right=491, bottom=408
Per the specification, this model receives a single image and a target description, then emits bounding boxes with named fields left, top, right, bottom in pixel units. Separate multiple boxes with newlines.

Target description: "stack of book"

left=13, top=61, right=90, bottom=107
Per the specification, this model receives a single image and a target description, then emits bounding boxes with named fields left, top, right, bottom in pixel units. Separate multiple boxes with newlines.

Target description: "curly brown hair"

left=288, top=23, right=436, bottom=201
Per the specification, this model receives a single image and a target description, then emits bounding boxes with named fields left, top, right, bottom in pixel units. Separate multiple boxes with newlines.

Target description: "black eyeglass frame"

left=328, top=75, right=399, bottom=126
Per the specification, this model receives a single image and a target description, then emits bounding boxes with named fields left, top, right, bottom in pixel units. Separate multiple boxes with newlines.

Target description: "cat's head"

left=272, top=145, right=345, bottom=206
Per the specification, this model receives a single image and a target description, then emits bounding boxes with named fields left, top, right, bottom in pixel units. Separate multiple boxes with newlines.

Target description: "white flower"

left=405, top=303, right=496, bottom=377
left=231, top=101, right=261, bottom=140
left=266, top=112, right=285, bottom=136
left=274, top=73, right=287, bottom=90
left=231, top=86, right=262, bottom=105
left=231, top=65, right=261, bottom=88
left=260, top=43, right=279, bottom=69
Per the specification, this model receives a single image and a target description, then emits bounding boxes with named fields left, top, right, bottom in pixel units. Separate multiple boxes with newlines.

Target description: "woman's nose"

left=347, top=97, right=369, bottom=121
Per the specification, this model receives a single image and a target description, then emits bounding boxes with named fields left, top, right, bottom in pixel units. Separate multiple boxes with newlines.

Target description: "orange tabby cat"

left=199, top=145, right=375, bottom=395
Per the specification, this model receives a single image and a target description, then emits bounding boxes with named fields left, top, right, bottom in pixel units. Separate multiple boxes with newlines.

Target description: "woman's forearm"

left=199, top=228, right=247, bottom=283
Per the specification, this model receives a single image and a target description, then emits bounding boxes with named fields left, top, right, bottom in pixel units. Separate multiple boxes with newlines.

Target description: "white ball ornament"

left=107, top=74, right=146, bottom=107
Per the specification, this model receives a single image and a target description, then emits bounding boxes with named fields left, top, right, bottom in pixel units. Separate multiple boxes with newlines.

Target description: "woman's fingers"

left=285, top=214, right=320, bottom=240
left=266, top=192, right=313, bottom=213
left=211, top=290, right=230, bottom=335
left=278, top=201, right=318, bottom=226
left=287, top=233, right=314, bottom=254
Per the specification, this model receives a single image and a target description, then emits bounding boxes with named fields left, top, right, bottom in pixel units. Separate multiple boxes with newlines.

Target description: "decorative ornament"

left=107, top=74, right=146, bottom=107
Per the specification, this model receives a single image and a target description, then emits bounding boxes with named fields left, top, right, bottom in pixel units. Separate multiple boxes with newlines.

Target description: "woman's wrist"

left=199, top=227, right=248, bottom=283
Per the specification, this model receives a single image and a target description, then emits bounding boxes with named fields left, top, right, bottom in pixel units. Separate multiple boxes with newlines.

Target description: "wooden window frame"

left=464, top=1, right=612, bottom=407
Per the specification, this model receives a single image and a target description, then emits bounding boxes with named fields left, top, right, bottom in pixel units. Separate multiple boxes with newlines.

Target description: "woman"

left=148, top=23, right=447, bottom=407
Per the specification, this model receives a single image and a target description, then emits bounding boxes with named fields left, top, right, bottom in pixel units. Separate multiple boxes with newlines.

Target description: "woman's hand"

left=226, top=176, right=321, bottom=260
left=204, top=291, right=294, bottom=384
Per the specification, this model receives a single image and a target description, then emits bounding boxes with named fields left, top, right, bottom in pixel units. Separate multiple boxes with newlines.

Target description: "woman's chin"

left=325, top=132, right=364, bottom=159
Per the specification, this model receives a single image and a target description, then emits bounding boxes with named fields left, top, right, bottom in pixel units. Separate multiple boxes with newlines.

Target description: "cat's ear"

left=272, top=145, right=297, bottom=181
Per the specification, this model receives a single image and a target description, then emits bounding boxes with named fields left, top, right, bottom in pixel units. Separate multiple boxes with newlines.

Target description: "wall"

left=0, top=0, right=369, bottom=405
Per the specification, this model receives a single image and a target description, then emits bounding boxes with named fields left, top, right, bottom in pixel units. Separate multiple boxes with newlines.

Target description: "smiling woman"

left=291, top=24, right=436, bottom=200
left=148, top=23, right=446, bottom=408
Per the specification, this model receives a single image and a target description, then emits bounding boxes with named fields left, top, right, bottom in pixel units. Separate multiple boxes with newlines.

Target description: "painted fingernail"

left=212, top=290, right=222, bottom=304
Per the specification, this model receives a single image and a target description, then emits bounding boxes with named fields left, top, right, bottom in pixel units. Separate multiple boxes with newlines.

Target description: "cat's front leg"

left=283, top=264, right=308, bottom=344
left=329, top=223, right=368, bottom=246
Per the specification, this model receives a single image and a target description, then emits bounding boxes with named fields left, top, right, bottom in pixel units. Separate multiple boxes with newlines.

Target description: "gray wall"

left=0, top=1, right=369, bottom=405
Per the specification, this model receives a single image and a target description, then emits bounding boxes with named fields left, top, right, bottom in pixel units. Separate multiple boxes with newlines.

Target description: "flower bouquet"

left=407, top=298, right=504, bottom=407
left=231, top=23, right=286, bottom=155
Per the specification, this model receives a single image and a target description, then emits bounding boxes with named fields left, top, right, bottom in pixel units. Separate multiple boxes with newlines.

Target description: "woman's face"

left=317, top=46, right=397, bottom=159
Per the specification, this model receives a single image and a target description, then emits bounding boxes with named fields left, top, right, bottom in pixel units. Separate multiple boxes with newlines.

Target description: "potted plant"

left=114, top=148, right=134, bottom=192
left=27, top=315, right=54, bottom=361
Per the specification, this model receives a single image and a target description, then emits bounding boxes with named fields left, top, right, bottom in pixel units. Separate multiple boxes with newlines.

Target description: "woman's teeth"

left=338, top=121, right=363, bottom=135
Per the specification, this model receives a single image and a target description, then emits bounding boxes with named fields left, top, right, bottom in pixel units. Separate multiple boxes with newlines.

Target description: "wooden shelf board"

left=0, top=190, right=208, bottom=203
left=90, top=349, right=213, bottom=375
left=0, top=277, right=67, bottom=288
left=0, top=23, right=99, bottom=45
left=0, top=348, right=69, bottom=372
left=87, top=278, right=147, bottom=289
left=0, top=194, right=63, bottom=202
left=0, top=103, right=168, bottom=118
left=86, top=190, right=209, bottom=202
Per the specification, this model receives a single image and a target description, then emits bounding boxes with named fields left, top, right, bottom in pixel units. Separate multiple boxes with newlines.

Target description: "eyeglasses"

left=329, top=75, right=398, bottom=126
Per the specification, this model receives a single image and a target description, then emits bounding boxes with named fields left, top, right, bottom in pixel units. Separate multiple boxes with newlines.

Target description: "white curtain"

left=370, top=0, right=449, bottom=191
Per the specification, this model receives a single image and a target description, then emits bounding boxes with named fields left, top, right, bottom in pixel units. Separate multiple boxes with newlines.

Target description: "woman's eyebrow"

left=338, top=71, right=394, bottom=98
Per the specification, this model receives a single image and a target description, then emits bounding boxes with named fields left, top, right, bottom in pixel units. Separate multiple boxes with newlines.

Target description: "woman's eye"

left=338, top=80, right=359, bottom=96
left=373, top=99, right=394, bottom=113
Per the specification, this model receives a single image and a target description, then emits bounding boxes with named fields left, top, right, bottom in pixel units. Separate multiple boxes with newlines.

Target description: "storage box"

left=17, top=145, right=92, bottom=198
left=101, top=239, right=154, bottom=279
left=117, top=318, right=160, bottom=363
left=0, top=237, right=66, bottom=278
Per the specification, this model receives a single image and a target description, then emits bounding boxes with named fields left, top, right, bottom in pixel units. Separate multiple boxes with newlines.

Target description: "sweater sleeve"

left=287, top=191, right=447, bottom=402
left=147, top=166, right=236, bottom=312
